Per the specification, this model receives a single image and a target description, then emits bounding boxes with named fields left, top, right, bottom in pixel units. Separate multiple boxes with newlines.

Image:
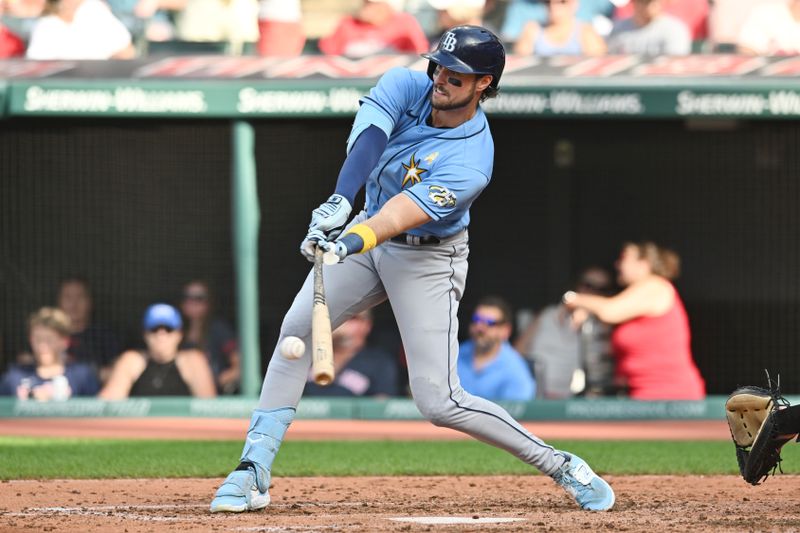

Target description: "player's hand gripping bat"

left=312, top=246, right=334, bottom=385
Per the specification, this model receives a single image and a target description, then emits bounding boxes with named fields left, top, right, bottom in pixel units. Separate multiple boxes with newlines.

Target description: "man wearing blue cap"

left=99, top=303, right=217, bottom=399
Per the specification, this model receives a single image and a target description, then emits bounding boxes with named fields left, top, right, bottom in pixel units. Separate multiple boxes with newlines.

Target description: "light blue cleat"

left=210, top=466, right=270, bottom=512
left=210, top=407, right=295, bottom=513
left=552, top=452, right=615, bottom=511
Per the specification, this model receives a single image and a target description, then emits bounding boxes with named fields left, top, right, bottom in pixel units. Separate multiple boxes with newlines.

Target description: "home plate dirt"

left=3, top=475, right=800, bottom=532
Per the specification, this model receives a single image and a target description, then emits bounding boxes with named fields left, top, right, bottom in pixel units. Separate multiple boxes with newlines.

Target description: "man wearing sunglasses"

left=457, top=296, right=536, bottom=401
left=211, top=25, right=614, bottom=514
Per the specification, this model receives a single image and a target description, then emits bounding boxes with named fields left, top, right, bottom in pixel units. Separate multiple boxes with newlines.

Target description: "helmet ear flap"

left=426, top=61, right=437, bottom=80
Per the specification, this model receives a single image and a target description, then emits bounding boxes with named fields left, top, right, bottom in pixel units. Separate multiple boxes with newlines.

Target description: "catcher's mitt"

left=725, top=376, right=797, bottom=485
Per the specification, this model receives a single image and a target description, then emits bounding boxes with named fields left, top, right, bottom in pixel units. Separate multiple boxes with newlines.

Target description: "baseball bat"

left=311, top=247, right=335, bottom=385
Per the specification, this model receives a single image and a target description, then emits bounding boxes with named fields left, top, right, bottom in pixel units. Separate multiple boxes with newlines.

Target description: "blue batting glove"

left=300, top=229, right=329, bottom=262
left=308, top=194, right=352, bottom=241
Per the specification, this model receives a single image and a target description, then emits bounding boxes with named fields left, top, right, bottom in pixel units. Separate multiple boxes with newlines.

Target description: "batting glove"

left=300, top=229, right=329, bottom=262
left=308, top=194, right=352, bottom=241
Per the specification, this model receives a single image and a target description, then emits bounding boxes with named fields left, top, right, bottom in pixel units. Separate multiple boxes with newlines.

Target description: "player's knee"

left=419, top=404, right=456, bottom=427
left=414, top=393, right=458, bottom=427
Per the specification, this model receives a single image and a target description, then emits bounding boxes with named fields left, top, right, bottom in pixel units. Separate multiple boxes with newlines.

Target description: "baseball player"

left=210, top=25, right=615, bottom=513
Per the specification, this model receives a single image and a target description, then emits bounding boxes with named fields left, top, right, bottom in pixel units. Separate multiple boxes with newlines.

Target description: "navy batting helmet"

left=422, top=25, right=506, bottom=91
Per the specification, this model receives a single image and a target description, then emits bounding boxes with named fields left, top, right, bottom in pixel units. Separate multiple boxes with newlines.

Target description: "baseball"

left=322, top=249, right=339, bottom=265
left=280, top=336, right=305, bottom=359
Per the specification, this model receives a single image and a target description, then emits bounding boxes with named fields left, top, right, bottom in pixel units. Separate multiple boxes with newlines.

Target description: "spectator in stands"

left=103, top=0, right=171, bottom=43
left=178, top=280, right=240, bottom=394
left=25, top=0, right=135, bottom=59
left=737, top=0, right=800, bottom=56
left=607, top=0, right=691, bottom=55
left=613, top=0, right=707, bottom=43
left=1, top=0, right=45, bottom=43
left=514, top=267, right=614, bottom=399
left=304, top=310, right=400, bottom=397
left=57, top=276, right=121, bottom=384
left=0, top=0, right=25, bottom=57
left=501, top=0, right=614, bottom=43
left=513, top=0, right=607, bottom=57
left=563, top=241, right=705, bottom=400
left=133, top=0, right=259, bottom=53
left=318, top=0, right=430, bottom=57
left=0, top=307, right=99, bottom=400
left=427, top=0, right=487, bottom=43
left=457, top=296, right=536, bottom=401
left=257, top=0, right=305, bottom=56
left=99, top=303, right=216, bottom=398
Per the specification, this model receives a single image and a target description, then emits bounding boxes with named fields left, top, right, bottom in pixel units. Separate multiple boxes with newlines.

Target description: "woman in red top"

left=563, top=241, right=705, bottom=400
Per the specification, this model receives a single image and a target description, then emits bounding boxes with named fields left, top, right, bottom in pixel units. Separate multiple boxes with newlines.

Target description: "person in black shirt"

left=99, top=304, right=216, bottom=398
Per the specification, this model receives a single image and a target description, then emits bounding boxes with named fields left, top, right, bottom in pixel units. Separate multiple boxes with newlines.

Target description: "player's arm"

left=563, top=277, right=673, bottom=324
left=333, top=125, right=388, bottom=206
left=327, top=194, right=432, bottom=259
left=300, top=126, right=388, bottom=260
left=301, top=68, right=415, bottom=261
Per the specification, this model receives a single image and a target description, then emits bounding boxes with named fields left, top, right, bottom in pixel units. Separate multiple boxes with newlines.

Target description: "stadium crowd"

left=0, top=240, right=706, bottom=401
left=0, top=0, right=745, bottom=402
left=0, top=0, right=799, bottom=59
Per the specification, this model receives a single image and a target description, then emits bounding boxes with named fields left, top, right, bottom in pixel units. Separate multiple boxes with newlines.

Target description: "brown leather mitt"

left=726, top=384, right=797, bottom=485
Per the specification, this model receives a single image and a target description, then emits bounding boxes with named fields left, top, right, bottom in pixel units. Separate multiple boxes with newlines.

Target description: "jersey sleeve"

left=401, top=165, right=489, bottom=221
left=347, top=67, right=419, bottom=154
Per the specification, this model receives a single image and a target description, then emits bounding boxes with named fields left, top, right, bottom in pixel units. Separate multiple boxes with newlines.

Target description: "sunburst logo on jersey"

left=401, top=153, right=427, bottom=188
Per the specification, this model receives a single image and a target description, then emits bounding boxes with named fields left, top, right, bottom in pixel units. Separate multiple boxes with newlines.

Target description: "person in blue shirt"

left=501, top=0, right=614, bottom=42
left=458, top=296, right=535, bottom=401
left=210, top=25, right=614, bottom=514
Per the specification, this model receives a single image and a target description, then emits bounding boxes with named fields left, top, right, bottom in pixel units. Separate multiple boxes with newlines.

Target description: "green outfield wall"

left=0, top=396, right=759, bottom=420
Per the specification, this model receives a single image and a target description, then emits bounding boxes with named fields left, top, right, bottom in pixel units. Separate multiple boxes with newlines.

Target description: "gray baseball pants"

left=257, top=212, right=566, bottom=476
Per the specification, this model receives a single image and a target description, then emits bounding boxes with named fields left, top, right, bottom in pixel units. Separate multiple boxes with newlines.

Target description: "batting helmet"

left=422, top=25, right=506, bottom=91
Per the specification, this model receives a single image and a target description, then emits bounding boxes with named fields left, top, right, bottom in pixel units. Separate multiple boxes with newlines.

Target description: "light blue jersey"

left=347, top=67, right=495, bottom=239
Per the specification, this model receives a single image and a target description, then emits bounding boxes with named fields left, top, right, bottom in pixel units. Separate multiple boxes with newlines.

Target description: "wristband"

left=342, top=223, right=377, bottom=254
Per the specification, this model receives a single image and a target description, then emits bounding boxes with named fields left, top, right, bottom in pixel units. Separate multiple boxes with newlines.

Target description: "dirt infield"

left=2, top=418, right=773, bottom=532
left=2, top=475, right=800, bottom=532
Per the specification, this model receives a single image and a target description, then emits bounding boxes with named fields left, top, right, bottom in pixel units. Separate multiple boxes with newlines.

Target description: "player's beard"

left=430, top=82, right=476, bottom=111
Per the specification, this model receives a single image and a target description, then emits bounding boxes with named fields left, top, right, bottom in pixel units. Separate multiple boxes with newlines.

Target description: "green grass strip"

left=2, top=436, right=797, bottom=480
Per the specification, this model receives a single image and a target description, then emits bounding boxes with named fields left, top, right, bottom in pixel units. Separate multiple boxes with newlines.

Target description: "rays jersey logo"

left=428, top=185, right=457, bottom=208
left=401, top=153, right=427, bottom=188
left=441, top=32, right=457, bottom=52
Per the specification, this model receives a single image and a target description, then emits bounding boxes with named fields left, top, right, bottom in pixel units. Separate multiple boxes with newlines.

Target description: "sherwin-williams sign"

left=1, top=55, right=799, bottom=119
